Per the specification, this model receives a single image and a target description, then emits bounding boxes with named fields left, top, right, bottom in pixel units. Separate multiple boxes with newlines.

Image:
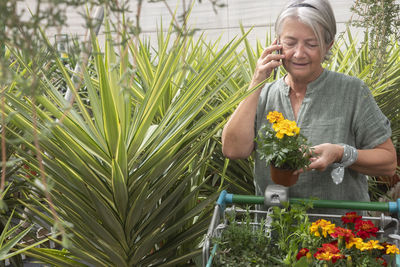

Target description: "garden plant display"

left=212, top=204, right=400, bottom=267
left=1, top=0, right=400, bottom=263
left=299, top=212, right=400, bottom=266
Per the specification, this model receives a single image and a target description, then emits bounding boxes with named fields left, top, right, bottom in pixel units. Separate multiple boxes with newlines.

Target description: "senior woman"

left=222, top=0, right=397, bottom=206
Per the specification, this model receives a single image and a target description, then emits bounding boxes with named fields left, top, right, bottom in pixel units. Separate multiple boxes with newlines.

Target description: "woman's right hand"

left=251, top=40, right=285, bottom=86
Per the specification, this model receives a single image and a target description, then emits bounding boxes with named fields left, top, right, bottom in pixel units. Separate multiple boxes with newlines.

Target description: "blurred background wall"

left=18, top=0, right=359, bottom=47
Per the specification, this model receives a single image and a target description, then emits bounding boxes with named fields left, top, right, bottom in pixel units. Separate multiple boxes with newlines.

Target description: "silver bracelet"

left=331, top=144, right=358, bottom=184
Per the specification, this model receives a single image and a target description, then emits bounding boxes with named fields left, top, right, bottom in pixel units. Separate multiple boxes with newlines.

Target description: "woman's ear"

left=326, top=40, right=334, bottom=53
left=321, top=40, right=334, bottom=62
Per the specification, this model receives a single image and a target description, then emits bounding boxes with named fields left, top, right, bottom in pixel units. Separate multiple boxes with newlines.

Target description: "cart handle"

left=220, top=190, right=400, bottom=216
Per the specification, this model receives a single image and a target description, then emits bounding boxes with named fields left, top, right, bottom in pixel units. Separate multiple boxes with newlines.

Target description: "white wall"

left=18, top=0, right=361, bottom=47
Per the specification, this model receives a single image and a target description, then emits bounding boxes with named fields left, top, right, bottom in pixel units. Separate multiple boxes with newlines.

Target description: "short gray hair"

left=275, top=0, right=337, bottom=61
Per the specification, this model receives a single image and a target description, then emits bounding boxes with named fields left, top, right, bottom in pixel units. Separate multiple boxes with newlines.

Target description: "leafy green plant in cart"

left=213, top=202, right=313, bottom=266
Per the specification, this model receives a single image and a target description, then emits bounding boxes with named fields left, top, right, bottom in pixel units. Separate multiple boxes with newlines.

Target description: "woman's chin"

left=286, top=66, right=323, bottom=82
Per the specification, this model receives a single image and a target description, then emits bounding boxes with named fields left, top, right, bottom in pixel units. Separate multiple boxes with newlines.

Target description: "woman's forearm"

left=350, top=138, right=397, bottom=177
left=221, top=88, right=262, bottom=159
left=301, top=139, right=397, bottom=177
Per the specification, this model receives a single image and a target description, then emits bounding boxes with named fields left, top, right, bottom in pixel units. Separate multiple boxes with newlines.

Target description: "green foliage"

left=0, top=2, right=399, bottom=265
left=270, top=203, right=312, bottom=261
left=213, top=214, right=274, bottom=266
left=350, top=0, right=400, bottom=68
left=213, top=203, right=312, bottom=266
left=0, top=208, right=38, bottom=263
left=2, top=13, right=254, bottom=266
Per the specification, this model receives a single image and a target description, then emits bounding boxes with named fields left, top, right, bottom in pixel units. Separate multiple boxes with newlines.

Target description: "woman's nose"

left=293, top=44, right=306, bottom=58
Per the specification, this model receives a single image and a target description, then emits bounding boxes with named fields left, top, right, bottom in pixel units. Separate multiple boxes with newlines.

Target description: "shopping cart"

left=203, top=185, right=400, bottom=267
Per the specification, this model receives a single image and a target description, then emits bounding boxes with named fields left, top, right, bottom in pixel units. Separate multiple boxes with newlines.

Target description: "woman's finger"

left=260, top=44, right=283, bottom=59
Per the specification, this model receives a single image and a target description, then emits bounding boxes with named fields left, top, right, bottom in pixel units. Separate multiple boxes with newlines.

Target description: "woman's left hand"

left=294, top=143, right=343, bottom=174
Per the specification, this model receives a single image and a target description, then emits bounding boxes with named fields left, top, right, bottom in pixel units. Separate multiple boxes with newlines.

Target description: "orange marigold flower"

left=355, top=220, right=378, bottom=239
left=314, top=244, right=344, bottom=263
left=267, top=111, right=284, bottom=123
left=310, top=219, right=336, bottom=238
left=320, top=243, right=340, bottom=254
left=341, top=212, right=362, bottom=224
left=314, top=251, right=333, bottom=261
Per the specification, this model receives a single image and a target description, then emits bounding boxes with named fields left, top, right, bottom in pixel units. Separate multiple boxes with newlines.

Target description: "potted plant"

left=256, top=111, right=313, bottom=186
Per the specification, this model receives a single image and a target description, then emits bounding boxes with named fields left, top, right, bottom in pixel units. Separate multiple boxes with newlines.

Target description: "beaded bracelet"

left=331, top=144, right=358, bottom=184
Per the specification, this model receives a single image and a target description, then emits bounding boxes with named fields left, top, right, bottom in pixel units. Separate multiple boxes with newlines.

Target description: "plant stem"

left=1, top=85, right=6, bottom=192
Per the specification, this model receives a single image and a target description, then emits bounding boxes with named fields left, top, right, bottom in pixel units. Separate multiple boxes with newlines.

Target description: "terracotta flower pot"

left=270, top=164, right=299, bottom=187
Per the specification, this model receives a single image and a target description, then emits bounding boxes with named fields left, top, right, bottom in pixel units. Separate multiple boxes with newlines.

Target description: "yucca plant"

left=1, top=13, right=256, bottom=265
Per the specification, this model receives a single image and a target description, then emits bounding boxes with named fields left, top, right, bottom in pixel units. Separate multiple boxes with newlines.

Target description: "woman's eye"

left=307, top=44, right=319, bottom=48
left=284, top=43, right=295, bottom=47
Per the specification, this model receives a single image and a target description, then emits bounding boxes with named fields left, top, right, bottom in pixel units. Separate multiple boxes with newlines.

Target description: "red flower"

left=355, top=220, right=379, bottom=239
left=330, top=227, right=354, bottom=242
left=317, top=243, right=340, bottom=254
left=329, top=240, right=338, bottom=246
left=341, top=212, right=362, bottom=225
left=314, top=243, right=344, bottom=263
left=296, top=248, right=309, bottom=260
left=331, top=254, right=345, bottom=263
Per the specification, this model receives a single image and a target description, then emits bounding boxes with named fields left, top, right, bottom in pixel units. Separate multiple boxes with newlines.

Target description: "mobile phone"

left=273, top=40, right=282, bottom=80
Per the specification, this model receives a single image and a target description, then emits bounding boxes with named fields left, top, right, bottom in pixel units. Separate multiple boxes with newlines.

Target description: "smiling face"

left=280, top=17, right=328, bottom=84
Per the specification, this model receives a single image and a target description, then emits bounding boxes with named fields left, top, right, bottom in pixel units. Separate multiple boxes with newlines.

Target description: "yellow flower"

left=386, top=244, right=400, bottom=254
left=315, top=251, right=333, bottom=261
left=273, top=119, right=300, bottom=138
left=267, top=111, right=284, bottom=123
left=276, top=131, right=284, bottom=139
left=310, top=219, right=336, bottom=238
left=346, top=236, right=364, bottom=249
left=359, top=240, right=384, bottom=251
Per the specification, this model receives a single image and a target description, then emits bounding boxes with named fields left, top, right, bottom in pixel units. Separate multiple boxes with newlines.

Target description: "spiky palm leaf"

left=2, top=16, right=254, bottom=266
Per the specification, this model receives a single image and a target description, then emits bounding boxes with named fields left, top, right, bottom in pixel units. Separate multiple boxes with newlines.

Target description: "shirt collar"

left=281, top=69, right=329, bottom=96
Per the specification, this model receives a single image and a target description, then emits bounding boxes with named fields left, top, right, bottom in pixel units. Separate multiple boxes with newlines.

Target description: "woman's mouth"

left=292, top=62, right=308, bottom=66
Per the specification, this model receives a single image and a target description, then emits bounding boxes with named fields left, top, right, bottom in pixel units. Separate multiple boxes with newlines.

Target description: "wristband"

left=331, top=144, right=358, bottom=184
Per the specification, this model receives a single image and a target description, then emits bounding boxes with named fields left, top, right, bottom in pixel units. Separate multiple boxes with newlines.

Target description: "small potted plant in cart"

left=256, top=111, right=313, bottom=186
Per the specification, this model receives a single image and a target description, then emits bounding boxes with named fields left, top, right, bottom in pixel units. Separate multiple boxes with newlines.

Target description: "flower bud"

left=346, top=255, right=352, bottom=267
left=306, top=252, right=312, bottom=263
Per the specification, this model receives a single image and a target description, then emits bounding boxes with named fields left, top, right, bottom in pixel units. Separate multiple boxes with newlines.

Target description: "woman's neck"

left=285, top=67, right=324, bottom=93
